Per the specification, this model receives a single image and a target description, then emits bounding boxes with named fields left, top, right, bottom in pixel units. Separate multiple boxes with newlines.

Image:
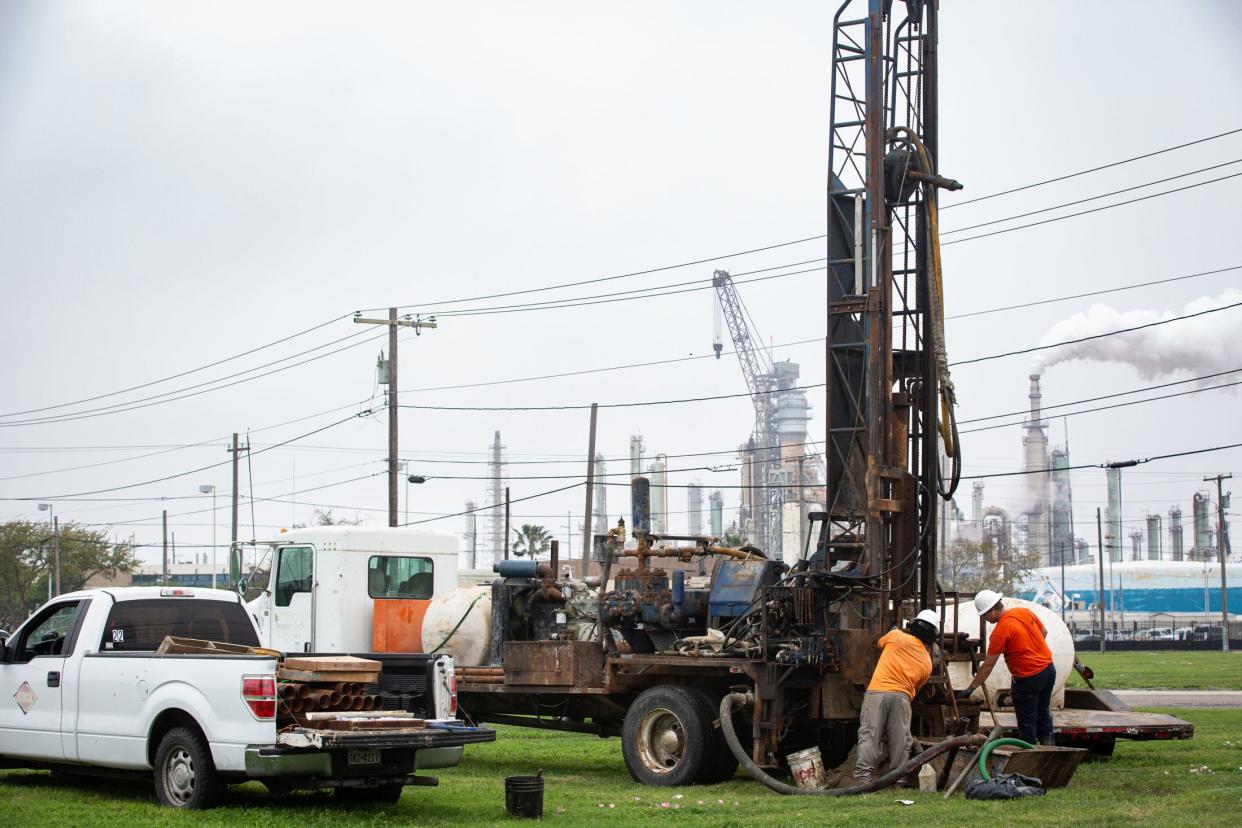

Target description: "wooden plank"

left=277, top=668, right=380, bottom=684
left=156, top=636, right=281, bottom=657
left=283, top=656, right=382, bottom=672
left=317, top=718, right=426, bottom=731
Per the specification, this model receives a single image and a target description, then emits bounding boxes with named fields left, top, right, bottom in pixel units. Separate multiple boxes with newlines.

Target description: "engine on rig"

left=486, top=476, right=866, bottom=664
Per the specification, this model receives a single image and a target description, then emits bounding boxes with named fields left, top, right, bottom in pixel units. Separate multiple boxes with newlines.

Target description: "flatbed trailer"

left=457, top=647, right=1195, bottom=782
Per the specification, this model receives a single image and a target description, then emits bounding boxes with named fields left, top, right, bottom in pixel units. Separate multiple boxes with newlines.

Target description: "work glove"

left=953, top=689, right=974, bottom=700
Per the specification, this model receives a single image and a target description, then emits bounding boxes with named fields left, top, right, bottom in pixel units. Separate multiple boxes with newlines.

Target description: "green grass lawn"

left=2, top=708, right=1240, bottom=827
left=1068, top=651, right=1242, bottom=690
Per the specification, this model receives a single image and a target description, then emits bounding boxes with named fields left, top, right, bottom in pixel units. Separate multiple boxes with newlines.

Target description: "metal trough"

left=993, top=745, right=1088, bottom=789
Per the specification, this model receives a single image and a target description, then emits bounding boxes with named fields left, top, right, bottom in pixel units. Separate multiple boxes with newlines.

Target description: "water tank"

left=420, top=586, right=492, bottom=666
left=940, top=597, right=1074, bottom=709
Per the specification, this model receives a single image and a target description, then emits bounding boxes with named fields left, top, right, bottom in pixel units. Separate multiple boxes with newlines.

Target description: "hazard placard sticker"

left=14, top=681, right=36, bottom=715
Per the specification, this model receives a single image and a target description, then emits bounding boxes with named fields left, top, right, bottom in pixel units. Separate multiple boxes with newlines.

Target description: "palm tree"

left=512, top=524, right=552, bottom=558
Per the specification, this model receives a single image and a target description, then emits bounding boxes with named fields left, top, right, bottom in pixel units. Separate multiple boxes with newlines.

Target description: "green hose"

left=977, top=737, right=1035, bottom=780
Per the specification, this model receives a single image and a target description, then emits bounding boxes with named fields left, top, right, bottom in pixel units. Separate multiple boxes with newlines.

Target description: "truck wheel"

left=1086, top=737, right=1116, bottom=761
left=689, top=689, right=740, bottom=784
left=622, top=686, right=712, bottom=786
left=154, top=726, right=222, bottom=809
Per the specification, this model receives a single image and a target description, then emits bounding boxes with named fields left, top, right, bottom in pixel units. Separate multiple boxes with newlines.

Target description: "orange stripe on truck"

left=372, top=598, right=431, bottom=653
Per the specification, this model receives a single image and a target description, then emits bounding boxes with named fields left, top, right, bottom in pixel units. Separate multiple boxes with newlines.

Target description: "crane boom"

left=712, top=269, right=782, bottom=554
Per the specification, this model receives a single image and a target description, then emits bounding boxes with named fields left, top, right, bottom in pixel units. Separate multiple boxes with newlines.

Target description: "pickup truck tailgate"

left=277, top=722, right=496, bottom=750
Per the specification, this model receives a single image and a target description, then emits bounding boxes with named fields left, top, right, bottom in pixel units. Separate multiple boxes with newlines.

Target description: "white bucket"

left=786, top=746, right=826, bottom=790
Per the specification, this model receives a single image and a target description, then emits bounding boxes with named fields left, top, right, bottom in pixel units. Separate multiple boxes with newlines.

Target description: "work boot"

left=1039, top=734, right=1057, bottom=747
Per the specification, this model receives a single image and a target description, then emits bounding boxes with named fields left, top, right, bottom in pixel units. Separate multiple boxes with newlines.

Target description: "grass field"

left=2, top=707, right=1240, bottom=827
left=1067, top=651, right=1242, bottom=690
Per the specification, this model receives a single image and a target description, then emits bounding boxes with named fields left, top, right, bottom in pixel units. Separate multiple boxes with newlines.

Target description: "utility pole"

left=354, top=309, right=437, bottom=527
left=52, top=516, right=60, bottom=596
left=1060, top=540, right=1066, bottom=623
left=1096, top=507, right=1106, bottom=654
left=503, top=486, right=511, bottom=561
left=228, top=433, right=249, bottom=585
left=1202, top=471, right=1232, bottom=655
left=162, top=510, right=169, bottom=586
left=582, top=403, right=598, bottom=578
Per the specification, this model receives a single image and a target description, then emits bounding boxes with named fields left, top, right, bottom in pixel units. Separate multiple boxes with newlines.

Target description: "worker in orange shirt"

left=956, top=590, right=1056, bottom=745
left=853, top=609, right=940, bottom=785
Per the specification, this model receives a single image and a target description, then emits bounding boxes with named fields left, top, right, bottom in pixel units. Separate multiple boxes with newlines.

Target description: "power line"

left=0, top=313, right=355, bottom=420
left=941, top=171, right=1242, bottom=247
left=959, top=368, right=1242, bottom=424
left=0, top=328, right=387, bottom=428
left=429, top=263, right=825, bottom=319
left=397, top=383, right=824, bottom=412
left=959, top=441, right=1242, bottom=480
left=940, top=159, right=1242, bottom=236
left=13, top=410, right=376, bottom=501
left=399, top=482, right=586, bottom=527
left=401, top=335, right=823, bottom=394
left=951, top=299, right=1242, bottom=367
left=365, top=236, right=828, bottom=314
left=958, top=379, right=1242, bottom=435
left=946, top=264, right=1242, bottom=321
left=941, top=127, right=1242, bottom=210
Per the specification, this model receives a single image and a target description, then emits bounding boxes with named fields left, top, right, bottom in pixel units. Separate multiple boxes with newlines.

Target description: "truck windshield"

left=368, top=555, right=434, bottom=599
left=100, top=598, right=260, bottom=651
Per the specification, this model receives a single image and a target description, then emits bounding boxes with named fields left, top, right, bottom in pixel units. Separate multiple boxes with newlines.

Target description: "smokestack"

left=1023, top=374, right=1050, bottom=564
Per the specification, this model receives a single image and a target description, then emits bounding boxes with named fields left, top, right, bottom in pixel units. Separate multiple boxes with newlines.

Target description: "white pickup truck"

left=0, top=587, right=494, bottom=808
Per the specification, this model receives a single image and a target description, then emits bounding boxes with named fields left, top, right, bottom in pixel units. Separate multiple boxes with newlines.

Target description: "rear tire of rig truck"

left=689, top=688, right=740, bottom=784
left=622, top=686, right=716, bottom=787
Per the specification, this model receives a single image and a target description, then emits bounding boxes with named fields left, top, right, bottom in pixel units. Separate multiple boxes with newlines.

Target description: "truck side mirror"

left=0, top=632, right=10, bottom=664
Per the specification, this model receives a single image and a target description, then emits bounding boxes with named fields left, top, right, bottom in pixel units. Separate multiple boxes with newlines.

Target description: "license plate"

left=347, top=748, right=381, bottom=766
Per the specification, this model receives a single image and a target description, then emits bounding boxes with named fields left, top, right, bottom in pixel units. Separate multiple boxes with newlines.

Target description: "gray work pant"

left=853, top=691, right=913, bottom=781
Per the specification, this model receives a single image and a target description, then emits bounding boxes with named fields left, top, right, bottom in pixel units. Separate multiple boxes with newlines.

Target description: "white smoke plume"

left=1033, top=288, right=1242, bottom=380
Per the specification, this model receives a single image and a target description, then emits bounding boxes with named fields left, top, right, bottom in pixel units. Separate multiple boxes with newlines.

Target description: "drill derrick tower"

left=823, top=0, right=961, bottom=626
left=712, top=270, right=782, bottom=553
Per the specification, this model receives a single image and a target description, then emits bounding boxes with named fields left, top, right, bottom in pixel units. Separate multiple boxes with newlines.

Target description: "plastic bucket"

left=504, top=772, right=544, bottom=818
left=786, top=746, right=826, bottom=790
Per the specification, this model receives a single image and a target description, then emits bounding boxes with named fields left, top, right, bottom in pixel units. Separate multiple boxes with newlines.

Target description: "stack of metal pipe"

left=277, top=681, right=381, bottom=722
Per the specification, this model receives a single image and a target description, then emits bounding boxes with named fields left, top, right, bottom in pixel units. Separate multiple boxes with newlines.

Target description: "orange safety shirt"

left=867, top=628, right=932, bottom=700
left=987, top=606, right=1053, bottom=678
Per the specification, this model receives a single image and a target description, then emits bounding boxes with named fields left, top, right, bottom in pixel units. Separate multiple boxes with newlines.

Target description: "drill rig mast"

left=821, top=0, right=961, bottom=631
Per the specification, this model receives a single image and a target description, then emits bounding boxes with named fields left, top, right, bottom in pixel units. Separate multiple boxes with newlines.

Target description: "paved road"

left=1113, top=690, right=1242, bottom=708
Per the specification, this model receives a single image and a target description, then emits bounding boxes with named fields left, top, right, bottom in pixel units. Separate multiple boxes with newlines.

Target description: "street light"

left=37, top=503, right=57, bottom=599
left=199, top=484, right=217, bottom=588
left=405, top=474, right=426, bottom=526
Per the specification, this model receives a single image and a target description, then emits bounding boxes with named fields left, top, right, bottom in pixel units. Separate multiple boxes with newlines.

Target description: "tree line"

left=0, top=520, right=139, bottom=631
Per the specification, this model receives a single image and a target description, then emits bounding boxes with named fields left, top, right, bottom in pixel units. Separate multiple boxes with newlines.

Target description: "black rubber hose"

left=718, top=692, right=985, bottom=796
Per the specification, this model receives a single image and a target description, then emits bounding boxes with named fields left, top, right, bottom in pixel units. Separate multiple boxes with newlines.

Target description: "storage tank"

left=420, top=585, right=492, bottom=666
left=940, top=596, right=1075, bottom=709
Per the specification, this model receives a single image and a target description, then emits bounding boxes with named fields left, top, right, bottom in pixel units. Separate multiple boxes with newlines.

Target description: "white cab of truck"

left=0, top=586, right=493, bottom=808
left=245, top=526, right=458, bottom=653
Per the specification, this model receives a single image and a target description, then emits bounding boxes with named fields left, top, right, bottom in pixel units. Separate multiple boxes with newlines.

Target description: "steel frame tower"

left=825, top=0, right=954, bottom=623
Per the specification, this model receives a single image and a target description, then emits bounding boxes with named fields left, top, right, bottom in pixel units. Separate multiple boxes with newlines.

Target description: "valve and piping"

left=718, top=692, right=987, bottom=796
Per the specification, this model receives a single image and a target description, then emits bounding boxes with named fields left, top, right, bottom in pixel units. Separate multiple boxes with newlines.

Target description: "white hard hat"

left=915, top=609, right=940, bottom=631
left=974, top=589, right=1003, bottom=614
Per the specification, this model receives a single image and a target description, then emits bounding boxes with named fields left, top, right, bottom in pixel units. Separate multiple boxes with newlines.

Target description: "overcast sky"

left=1, top=1, right=1240, bottom=570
